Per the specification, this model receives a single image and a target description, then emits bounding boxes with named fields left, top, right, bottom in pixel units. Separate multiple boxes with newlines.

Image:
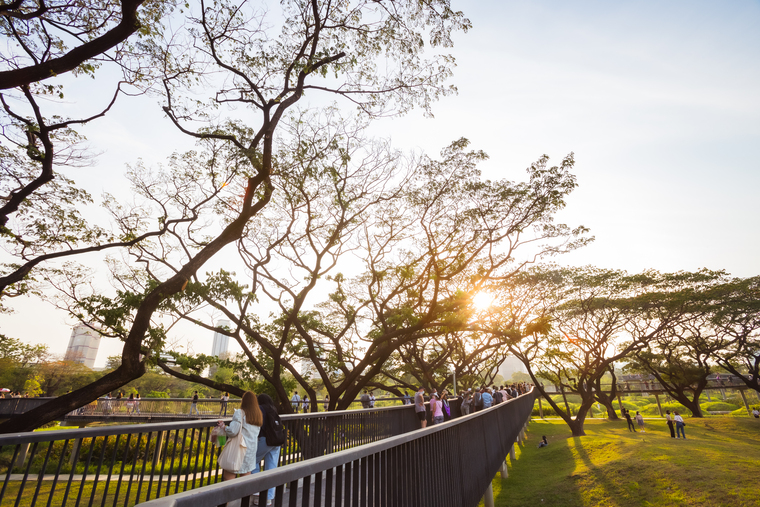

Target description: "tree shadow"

left=493, top=424, right=584, bottom=507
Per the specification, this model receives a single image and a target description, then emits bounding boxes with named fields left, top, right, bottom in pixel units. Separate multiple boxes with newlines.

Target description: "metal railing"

left=0, top=397, right=412, bottom=423
left=0, top=398, right=55, bottom=418
left=0, top=399, right=461, bottom=507
left=137, top=390, right=535, bottom=507
left=540, top=377, right=750, bottom=394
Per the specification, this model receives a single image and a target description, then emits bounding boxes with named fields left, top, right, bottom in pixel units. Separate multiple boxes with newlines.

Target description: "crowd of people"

left=1, top=391, right=30, bottom=398
left=410, top=383, right=532, bottom=428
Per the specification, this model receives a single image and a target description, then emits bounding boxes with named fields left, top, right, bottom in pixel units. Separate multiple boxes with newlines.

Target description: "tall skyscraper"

left=64, top=323, right=101, bottom=368
left=211, top=320, right=230, bottom=358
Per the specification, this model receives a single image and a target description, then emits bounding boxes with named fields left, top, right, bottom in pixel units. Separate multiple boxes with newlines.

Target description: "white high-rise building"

left=64, top=323, right=101, bottom=368
left=211, top=320, right=230, bottom=357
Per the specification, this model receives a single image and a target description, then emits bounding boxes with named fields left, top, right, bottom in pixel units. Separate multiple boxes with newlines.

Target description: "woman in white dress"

left=221, top=391, right=263, bottom=481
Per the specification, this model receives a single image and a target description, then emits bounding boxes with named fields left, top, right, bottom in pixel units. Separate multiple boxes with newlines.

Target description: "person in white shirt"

left=220, top=392, right=230, bottom=416
left=291, top=391, right=301, bottom=412
left=674, top=412, right=686, bottom=439
left=665, top=410, right=675, bottom=438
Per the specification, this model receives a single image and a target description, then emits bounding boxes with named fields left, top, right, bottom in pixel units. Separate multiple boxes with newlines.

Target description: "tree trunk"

left=566, top=417, right=586, bottom=437
left=596, top=395, right=620, bottom=420
left=0, top=360, right=145, bottom=433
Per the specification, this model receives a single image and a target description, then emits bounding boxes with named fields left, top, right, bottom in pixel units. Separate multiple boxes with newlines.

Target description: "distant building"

left=211, top=320, right=230, bottom=357
left=64, top=324, right=101, bottom=368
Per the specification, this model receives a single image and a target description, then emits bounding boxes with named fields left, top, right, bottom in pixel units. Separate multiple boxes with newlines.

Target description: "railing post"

left=739, top=389, right=752, bottom=417
left=500, top=459, right=509, bottom=478
left=537, top=396, right=544, bottom=418
left=153, top=431, right=165, bottom=467
left=14, top=443, right=29, bottom=467
left=483, top=481, right=495, bottom=507
left=510, top=443, right=516, bottom=461
left=69, top=438, right=82, bottom=466
left=654, top=394, right=663, bottom=416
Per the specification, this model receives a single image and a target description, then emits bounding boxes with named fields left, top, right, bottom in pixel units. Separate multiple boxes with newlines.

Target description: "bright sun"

left=472, top=291, right=496, bottom=312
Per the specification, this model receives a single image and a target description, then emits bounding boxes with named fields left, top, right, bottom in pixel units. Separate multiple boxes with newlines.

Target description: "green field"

left=489, top=417, right=760, bottom=507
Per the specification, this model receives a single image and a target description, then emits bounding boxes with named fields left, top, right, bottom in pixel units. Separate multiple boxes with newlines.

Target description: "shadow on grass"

left=492, top=421, right=584, bottom=507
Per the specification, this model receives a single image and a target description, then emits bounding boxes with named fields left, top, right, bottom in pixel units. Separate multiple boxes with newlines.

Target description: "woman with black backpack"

left=250, top=394, right=286, bottom=505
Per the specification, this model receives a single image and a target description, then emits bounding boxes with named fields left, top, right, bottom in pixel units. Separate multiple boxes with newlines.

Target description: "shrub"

left=701, top=401, right=740, bottom=412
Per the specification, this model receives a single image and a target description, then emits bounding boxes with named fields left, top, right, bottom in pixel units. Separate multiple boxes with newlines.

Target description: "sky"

left=3, top=0, right=759, bottom=367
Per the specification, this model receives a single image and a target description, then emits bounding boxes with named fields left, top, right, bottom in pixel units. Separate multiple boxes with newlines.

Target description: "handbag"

left=217, top=424, right=247, bottom=472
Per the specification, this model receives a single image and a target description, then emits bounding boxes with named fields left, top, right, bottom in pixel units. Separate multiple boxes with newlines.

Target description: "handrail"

left=137, top=389, right=536, bottom=507
left=0, top=401, right=419, bottom=446
left=0, top=397, right=460, bottom=507
left=0, top=396, right=411, bottom=419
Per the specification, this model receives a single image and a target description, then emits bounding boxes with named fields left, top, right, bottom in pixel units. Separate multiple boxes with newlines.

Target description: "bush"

left=659, top=401, right=689, bottom=414
left=701, top=401, right=740, bottom=412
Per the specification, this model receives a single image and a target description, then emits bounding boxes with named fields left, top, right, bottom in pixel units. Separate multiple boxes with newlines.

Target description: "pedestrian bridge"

left=0, top=391, right=534, bottom=507
left=0, top=397, right=405, bottom=426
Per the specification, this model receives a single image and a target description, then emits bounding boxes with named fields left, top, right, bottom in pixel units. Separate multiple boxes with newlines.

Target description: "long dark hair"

left=257, top=393, right=278, bottom=415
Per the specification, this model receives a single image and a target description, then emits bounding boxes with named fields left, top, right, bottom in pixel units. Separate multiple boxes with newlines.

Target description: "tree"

left=491, top=267, right=711, bottom=436
left=153, top=128, right=588, bottom=412
left=0, top=0, right=170, bottom=90
left=626, top=270, right=733, bottom=418
left=1, top=1, right=175, bottom=303
left=0, top=335, right=49, bottom=366
left=380, top=328, right=510, bottom=395
left=706, top=276, right=760, bottom=394
left=0, top=0, right=470, bottom=432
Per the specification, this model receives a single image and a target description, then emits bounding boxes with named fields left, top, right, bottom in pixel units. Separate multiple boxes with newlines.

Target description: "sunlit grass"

left=488, top=417, right=760, bottom=507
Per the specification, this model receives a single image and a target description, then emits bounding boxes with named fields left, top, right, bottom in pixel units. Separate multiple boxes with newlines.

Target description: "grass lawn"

left=490, top=417, right=760, bottom=507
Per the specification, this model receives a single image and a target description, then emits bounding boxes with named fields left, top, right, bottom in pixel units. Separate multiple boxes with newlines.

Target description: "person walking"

left=472, top=388, right=483, bottom=412
left=665, top=410, right=675, bottom=438
left=127, top=393, right=135, bottom=415
left=414, top=386, right=427, bottom=428
left=220, top=391, right=263, bottom=482
left=251, top=394, right=283, bottom=506
left=369, top=392, right=376, bottom=408
left=302, top=394, right=310, bottom=413
left=430, top=393, right=444, bottom=425
left=360, top=390, right=371, bottom=409
left=674, top=412, right=686, bottom=439
left=482, top=388, right=493, bottom=409
left=190, top=391, right=201, bottom=416
left=323, top=394, right=330, bottom=411
left=220, top=392, right=230, bottom=416
left=623, top=408, right=636, bottom=432
left=441, top=391, right=451, bottom=421
left=135, top=392, right=141, bottom=414
left=290, top=391, right=301, bottom=412
left=635, top=411, right=645, bottom=432
left=461, top=390, right=472, bottom=415
left=492, top=386, right=503, bottom=405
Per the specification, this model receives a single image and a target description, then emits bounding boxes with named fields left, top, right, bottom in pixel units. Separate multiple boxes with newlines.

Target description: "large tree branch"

left=0, top=0, right=147, bottom=90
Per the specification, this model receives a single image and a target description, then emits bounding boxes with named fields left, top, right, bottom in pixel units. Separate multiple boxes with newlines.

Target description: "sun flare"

left=472, top=291, right=496, bottom=312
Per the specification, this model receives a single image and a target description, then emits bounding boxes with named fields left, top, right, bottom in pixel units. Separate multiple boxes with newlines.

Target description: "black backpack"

left=493, top=391, right=503, bottom=404
left=263, top=407, right=287, bottom=446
